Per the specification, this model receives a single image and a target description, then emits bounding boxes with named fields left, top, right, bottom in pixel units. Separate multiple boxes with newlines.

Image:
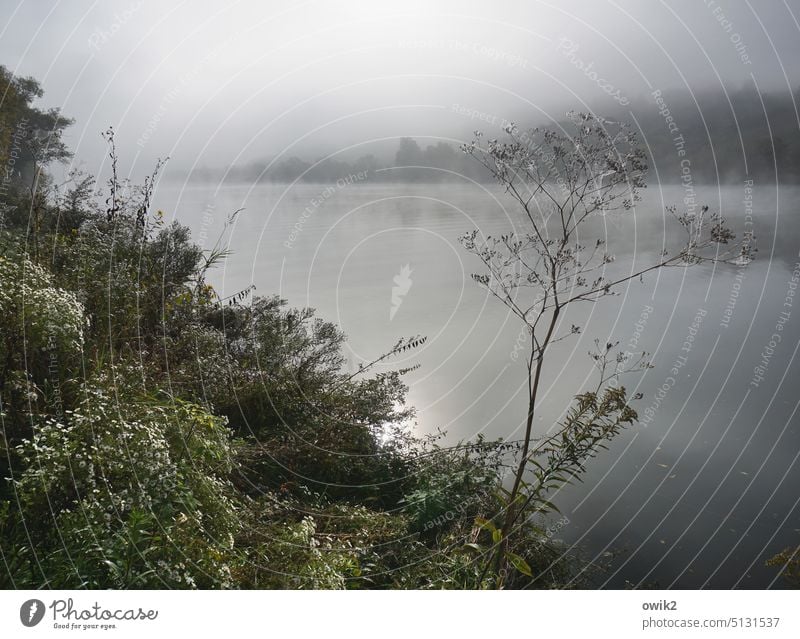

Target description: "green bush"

left=0, top=64, right=584, bottom=590
left=11, top=374, right=239, bottom=588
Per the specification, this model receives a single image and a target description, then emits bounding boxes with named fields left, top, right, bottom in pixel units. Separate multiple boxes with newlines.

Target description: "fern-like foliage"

left=514, top=386, right=637, bottom=527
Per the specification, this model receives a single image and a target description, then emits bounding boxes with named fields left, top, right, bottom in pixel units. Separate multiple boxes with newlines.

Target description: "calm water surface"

left=157, top=180, right=800, bottom=588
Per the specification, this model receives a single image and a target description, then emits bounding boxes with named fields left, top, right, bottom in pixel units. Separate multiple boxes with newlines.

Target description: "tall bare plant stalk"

left=460, top=113, right=751, bottom=587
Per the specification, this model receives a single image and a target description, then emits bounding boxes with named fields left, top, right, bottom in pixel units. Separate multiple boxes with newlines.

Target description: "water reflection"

left=159, top=181, right=800, bottom=588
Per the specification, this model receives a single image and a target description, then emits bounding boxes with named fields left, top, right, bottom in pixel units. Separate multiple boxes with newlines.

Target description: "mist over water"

left=157, top=180, right=800, bottom=587
left=4, top=0, right=800, bottom=597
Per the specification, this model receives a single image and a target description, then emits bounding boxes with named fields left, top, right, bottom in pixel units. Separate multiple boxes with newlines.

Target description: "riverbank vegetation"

left=2, top=65, right=793, bottom=589
left=0, top=65, right=589, bottom=589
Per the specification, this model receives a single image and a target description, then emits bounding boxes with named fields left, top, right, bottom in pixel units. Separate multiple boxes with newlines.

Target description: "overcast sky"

left=2, top=0, right=799, bottom=176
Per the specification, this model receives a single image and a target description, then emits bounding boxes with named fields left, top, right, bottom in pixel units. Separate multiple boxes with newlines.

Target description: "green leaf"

left=539, top=499, right=561, bottom=514
left=506, top=552, right=533, bottom=577
left=492, top=528, right=503, bottom=544
left=475, top=517, right=497, bottom=533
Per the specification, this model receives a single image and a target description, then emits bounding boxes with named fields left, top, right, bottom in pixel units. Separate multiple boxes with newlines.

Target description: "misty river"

left=158, top=180, right=800, bottom=588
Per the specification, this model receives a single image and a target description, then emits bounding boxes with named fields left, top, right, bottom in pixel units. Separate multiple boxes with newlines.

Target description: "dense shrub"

left=0, top=65, right=580, bottom=590
left=8, top=374, right=238, bottom=588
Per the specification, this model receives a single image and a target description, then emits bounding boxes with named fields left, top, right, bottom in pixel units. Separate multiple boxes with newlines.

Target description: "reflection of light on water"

left=378, top=400, right=415, bottom=445
left=342, top=351, right=417, bottom=445
left=166, top=181, right=800, bottom=588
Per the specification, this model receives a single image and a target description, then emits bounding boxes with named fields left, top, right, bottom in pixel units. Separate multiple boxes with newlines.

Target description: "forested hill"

left=183, top=86, right=800, bottom=185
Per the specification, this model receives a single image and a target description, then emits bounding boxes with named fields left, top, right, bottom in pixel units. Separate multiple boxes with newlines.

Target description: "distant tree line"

left=187, top=137, right=492, bottom=184
left=187, top=86, right=800, bottom=185
left=607, top=85, right=800, bottom=184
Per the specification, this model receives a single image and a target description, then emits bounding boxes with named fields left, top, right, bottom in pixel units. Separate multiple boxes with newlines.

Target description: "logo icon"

left=390, top=264, right=413, bottom=320
left=20, top=599, right=45, bottom=627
